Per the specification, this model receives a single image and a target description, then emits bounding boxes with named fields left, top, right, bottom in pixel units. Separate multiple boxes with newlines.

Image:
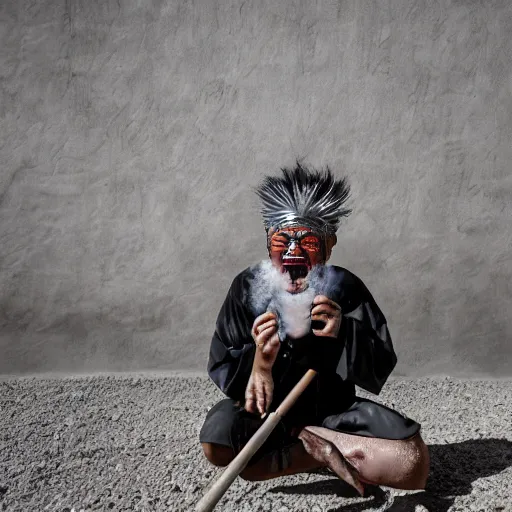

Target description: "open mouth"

left=281, top=256, right=310, bottom=281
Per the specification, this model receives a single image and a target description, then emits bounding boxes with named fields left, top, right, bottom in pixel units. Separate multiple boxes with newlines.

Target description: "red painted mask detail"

left=267, top=227, right=327, bottom=293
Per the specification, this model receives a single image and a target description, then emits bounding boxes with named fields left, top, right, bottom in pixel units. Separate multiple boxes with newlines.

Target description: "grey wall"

left=1, top=0, right=511, bottom=377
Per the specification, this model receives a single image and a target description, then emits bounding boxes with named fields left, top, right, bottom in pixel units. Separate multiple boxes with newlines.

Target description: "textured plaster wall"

left=1, top=0, right=511, bottom=377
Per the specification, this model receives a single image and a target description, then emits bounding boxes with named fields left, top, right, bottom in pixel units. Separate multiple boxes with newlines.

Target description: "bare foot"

left=298, top=427, right=365, bottom=496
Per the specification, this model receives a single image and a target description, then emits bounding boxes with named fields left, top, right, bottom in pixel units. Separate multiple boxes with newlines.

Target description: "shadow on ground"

left=268, top=438, right=512, bottom=511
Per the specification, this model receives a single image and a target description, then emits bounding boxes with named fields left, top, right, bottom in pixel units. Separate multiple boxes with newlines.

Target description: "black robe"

left=207, top=262, right=397, bottom=421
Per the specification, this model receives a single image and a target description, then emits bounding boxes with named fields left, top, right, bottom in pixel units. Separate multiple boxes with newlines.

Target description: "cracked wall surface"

left=1, top=0, right=512, bottom=376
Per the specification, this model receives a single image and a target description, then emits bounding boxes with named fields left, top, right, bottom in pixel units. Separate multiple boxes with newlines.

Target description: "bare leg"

left=303, top=426, right=430, bottom=490
left=297, top=428, right=365, bottom=495
left=239, top=441, right=325, bottom=481
left=202, top=436, right=365, bottom=497
left=201, top=441, right=325, bottom=481
left=201, top=426, right=430, bottom=491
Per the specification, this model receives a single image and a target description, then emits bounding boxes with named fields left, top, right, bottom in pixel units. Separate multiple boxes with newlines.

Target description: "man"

left=199, top=163, right=430, bottom=493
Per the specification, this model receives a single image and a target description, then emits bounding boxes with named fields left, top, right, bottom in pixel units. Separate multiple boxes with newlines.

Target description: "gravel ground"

left=0, top=374, right=511, bottom=512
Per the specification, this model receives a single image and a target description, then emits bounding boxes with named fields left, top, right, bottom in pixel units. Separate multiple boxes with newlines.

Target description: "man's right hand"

left=245, top=312, right=281, bottom=416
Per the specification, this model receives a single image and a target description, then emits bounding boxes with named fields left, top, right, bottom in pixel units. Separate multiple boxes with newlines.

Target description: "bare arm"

left=244, top=312, right=281, bottom=417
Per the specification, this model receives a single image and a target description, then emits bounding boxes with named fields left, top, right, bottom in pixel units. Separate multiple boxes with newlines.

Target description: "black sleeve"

left=335, top=276, right=397, bottom=395
left=206, top=272, right=257, bottom=401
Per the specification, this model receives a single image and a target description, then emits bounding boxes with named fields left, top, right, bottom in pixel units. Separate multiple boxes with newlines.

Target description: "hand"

left=246, top=312, right=280, bottom=417
left=311, top=295, right=342, bottom=338
left=245, top=368, right=274, bottom=417
left=251, top=312, right=280, bottom=364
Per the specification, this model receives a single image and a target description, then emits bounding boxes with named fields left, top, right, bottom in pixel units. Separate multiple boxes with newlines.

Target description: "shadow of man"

left=268, top=438, right=512, bottom=511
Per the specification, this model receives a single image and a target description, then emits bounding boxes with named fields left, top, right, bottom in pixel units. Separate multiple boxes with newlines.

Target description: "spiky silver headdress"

left=254, top=162, right=352, bottom=236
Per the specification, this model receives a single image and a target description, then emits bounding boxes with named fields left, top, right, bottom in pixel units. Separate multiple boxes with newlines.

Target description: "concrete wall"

left=1, top=0, right=511, bottom=377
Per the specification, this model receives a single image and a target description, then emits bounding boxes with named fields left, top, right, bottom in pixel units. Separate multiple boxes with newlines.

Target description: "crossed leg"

left=201, top=426, right=429, bottom=493
left=300, top=426, right=430, bottom=490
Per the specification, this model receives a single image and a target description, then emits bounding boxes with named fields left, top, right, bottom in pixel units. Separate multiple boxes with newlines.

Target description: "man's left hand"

left=311, top=295, right=342, bottom=338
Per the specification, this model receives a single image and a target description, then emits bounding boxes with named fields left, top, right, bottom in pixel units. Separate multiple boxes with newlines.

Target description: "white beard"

left=249, top=260, right=329, bottom=340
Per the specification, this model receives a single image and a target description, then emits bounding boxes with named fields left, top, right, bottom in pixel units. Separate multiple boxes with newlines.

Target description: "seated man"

left=199, top=162, right=430, bottom=494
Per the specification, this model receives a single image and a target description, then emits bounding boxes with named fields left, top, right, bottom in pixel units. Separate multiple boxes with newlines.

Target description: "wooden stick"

left=194, top=369, right=318, bottom=512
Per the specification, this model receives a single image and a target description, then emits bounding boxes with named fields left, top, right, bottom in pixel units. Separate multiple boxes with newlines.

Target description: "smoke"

left=248, top=260, right=341, bottom=341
